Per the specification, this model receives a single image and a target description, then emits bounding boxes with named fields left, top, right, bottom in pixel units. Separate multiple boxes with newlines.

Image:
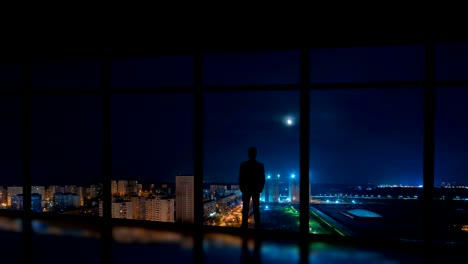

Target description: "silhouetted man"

left=238, top=146, right=265, bottom=229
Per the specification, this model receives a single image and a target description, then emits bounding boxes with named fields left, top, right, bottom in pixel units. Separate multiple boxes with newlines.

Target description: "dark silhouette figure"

left=238, top=146, right=265, bottom=229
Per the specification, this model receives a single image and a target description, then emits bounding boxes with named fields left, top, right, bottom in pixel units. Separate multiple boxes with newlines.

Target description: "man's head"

left=248, top=146, right=257, bottom=160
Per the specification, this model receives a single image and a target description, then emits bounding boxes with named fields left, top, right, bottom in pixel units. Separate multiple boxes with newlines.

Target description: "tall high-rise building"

left=117, top=180, right=128, bottom=196
left=11, top=193, right=42, bottom=212
left=111, top=180, right=118, bottom=195
left=76, top=187, right=85, bottom=206
left=89, top=184, right=101, bottom=198
left=110, top=201, right=133, bottom=219
left=7, top=186, right=23, bottom=206
left=128, top=180, right=138, bottom=196
left=137, top=184, right=143, bottom=196
left=289, top=174, right=300, bottom=203
left=31, top=186, right=45, bottom=200
left=46, top=186, right=62, bottom=201
left=54, top=193, right=80, bottom=210
left=0, top=187, right=6, bottom=206
left=146, top=195, right=175, bottom=222
left=261, top=176, right=272, bottom=202
left=264, top=175, right=280, bottom=203
left=131, top=196, right=146, bottom=220
left=176, top=175, right=194, bottom=224
left=64, top=185, right=77, bottom=194
left=149, top=184, right=155, bottom=194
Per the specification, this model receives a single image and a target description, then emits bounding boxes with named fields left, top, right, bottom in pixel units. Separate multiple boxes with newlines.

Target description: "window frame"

left=1, top=35, right=468, bottom=263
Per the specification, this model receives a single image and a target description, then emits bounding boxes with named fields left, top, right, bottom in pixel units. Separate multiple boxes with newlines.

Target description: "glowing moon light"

left=284, top=116, right=294, bottom=127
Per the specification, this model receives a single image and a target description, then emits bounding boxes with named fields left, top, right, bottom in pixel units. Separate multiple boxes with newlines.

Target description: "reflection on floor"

left=0, top=216, right=466, bottom=263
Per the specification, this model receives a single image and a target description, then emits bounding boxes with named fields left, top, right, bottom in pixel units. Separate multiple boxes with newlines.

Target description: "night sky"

left=0, top=43, right=467, bottom=187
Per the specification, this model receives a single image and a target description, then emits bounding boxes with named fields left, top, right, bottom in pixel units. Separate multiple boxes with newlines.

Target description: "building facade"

left=176, top=175, right=194, bottom=224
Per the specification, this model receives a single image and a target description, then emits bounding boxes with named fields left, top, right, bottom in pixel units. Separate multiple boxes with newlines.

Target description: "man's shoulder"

left=241, top=160, right=264, bottom=167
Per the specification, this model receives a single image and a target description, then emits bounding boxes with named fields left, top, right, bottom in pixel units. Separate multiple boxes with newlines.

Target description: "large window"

left=434, top=88, right=468, bottom=242
left=308, top=45, right=427, bottom=239
left=203, top=91, right=300, bottom=230
left=433, top=41, right=468, bottom=243
left=310, top=88, right=424, bottom=239
left=0, top=63, right=22, bottom=212
left=1, top=36, right=468, bottom=261
left=108, top=56, right=194, bottom=223
left=31, top=95, right=103, bottom=215
left=110, top=93, right=194, bottom=222
left=0, top=97, right=22, bottom=210
left=202, top=51, right=301, bottom=230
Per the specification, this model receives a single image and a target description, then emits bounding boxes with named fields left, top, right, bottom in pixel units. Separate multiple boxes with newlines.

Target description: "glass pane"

left=203, top=50, right=300, bottom=86
left=309, top=88, right=424, bottom=240
left=0, top=97, right=22, bottom=211
left=203, top=91, right=300, bottom=231
left=434, top=87, right=468, bottom=243
left=110, top=93, right=193, bottom=222
left=0, top=63, right=22, bottom=91
left=31, top=61, right=102, bottom=90
left=111, top=56, right=194, bottom=88
left=31, top=95, right=102, bottom=215
left=310, top=45, right=425, bottom=83
left=436, top=42, right=468, bottom=81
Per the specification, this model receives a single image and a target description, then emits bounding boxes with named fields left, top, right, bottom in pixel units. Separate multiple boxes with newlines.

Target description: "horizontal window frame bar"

left=3, top=80, right=468, bottom=97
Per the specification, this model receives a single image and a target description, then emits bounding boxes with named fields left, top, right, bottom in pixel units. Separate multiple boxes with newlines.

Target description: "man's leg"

left=241, top=193, right=251, bottom=228
left=252, top=193, right=261, bottom=229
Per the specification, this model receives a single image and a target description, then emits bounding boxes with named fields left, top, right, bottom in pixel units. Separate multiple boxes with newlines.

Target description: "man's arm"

left=257, top=163, right=265, bottom=193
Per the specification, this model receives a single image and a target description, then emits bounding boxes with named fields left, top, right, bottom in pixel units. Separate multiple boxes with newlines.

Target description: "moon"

left=284, top=116, right=294, bottom=127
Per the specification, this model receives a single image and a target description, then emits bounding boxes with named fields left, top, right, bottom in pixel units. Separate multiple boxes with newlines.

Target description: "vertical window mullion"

left=423, top=38, right=436, bottom=248
left=299, top=48, right=311, bottom=264
left=194, top=52, right=204, bottom=227
left=101, top=54, right=113, bottom=263
left=193, top=51, right=204, bottom=263
left=21, top=56, right=32, bottom=264
left=300, top=48, right=310, bottom=235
